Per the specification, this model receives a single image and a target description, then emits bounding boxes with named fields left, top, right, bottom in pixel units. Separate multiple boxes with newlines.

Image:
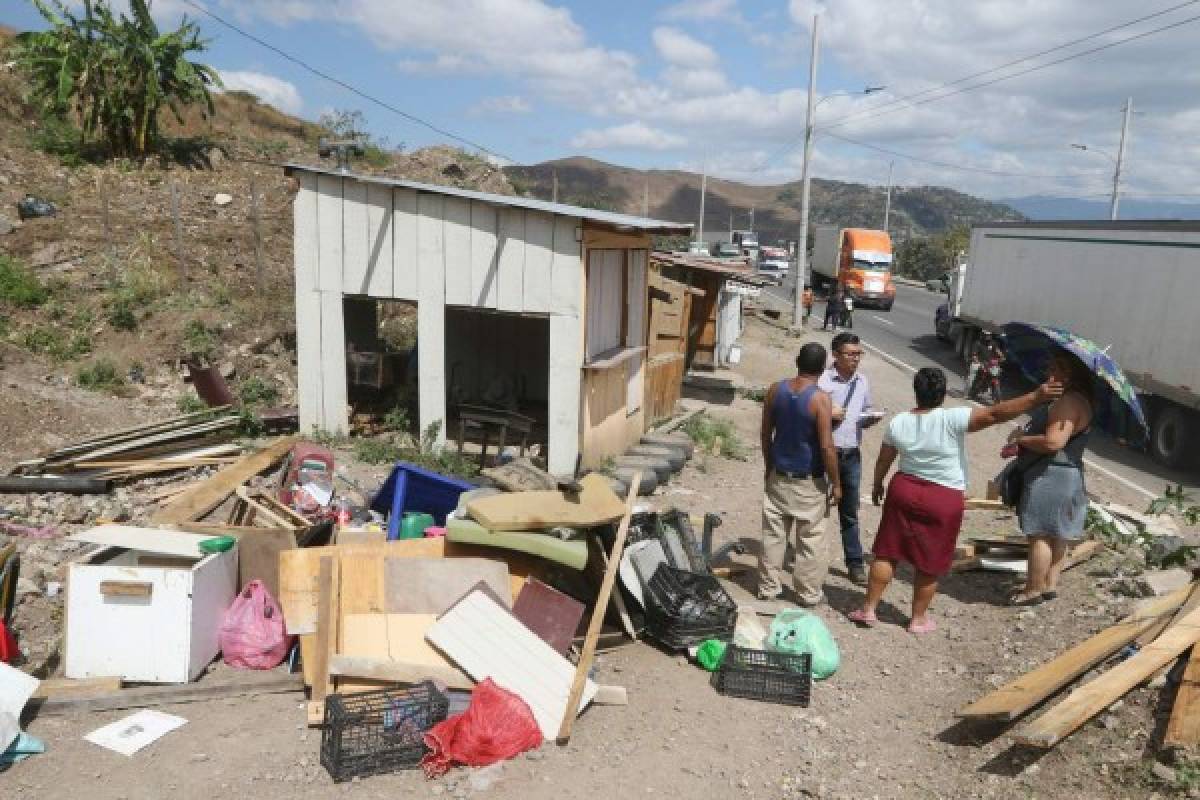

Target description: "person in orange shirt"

left=802, top=284, right=814, bottom=326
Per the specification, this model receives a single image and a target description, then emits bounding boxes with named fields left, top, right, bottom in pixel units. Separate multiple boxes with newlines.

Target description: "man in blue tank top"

left=758, top=342, right=842, bottom=607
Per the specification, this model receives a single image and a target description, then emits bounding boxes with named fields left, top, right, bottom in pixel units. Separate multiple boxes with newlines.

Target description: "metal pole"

left=697, top=161, right=707, bottom=247
left=1111, top=97, right=1132, bottom=221
left=793, top=13, right=819, bottom=328
left=728, top=210, right=733, bottom=241
left=552, top=169, right=559, bottom=203
left=642, top=180, right=649, bottom=217
left=883, top=160, right=894, bottom=232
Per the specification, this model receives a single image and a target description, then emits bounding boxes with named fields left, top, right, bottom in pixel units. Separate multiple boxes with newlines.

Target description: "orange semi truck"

left=811, top=226, right=896, bottom=310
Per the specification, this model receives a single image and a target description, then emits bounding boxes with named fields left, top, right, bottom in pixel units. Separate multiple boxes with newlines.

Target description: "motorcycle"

left=970, top=350, right=1003, bottom=405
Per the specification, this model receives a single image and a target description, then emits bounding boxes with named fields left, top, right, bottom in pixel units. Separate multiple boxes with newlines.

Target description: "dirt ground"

left=3, top=313, right=1191, bottom=799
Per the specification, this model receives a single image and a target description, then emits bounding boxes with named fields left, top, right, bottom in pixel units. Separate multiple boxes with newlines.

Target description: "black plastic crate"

left=643, top=563, right=736, bottom=649
left=712, top=645, right=812, bottom=706
left=320, top=682, right=449, bottom=782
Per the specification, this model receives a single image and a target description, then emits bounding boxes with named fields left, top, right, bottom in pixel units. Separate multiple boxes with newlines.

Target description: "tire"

left=882, top=300, right=894, bottom=311
left=1150, top=403, right=1198, bottom=468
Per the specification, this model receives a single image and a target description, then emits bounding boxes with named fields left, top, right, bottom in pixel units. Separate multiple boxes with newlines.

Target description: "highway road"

left=764, top=280, right=1198, bottom=501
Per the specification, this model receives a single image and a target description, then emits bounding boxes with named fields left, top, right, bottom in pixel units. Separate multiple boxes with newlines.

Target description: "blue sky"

left=5, top=0, right=1200, bottom=203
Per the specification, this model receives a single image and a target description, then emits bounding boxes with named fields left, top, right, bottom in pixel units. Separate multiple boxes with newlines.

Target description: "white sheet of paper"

left=0, top=662, right=39, bottom=752
left=84, top=710, right=187, bottom=756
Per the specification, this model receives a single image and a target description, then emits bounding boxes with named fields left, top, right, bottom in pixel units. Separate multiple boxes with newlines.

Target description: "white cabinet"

left=65, top=527, right=237, bottom=684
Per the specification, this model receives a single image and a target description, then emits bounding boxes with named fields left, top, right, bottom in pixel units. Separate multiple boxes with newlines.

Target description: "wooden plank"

left=70, top=526, right=208, bottom=559
left=1014, top=601, right=1200, bottom=748
left=151, top=435, right=298, bottom=524
left=470, top=200, right=499, bottom=308
left=496, top=206, right=525, bottom=312
left=443, top=195, right=473, bottom=306
left=393, top=187, right=419, bottom=300
left=465, top=473, right=625, bottom=531
left=307, top=556, right=340, bottom=725
left=365, top=182, right=394, bottom=298
left=336, top=552, right=387, bottom=618
left=965, top=498, right=1007, bottom=511
left=416, top=191, right=447, bottom=448
left=958, top=584, right=1195, bottom=720
left=341, top=177, right=370, bottom=293
left=557, top=473, right=639, bottom=744
left=1137, top=582, right=1200, bottom=648
left=523, top=211, right=554, bottom=313
left=383, top=558, right=511, bottom=614
left=315, top=173, right=343, bottom=292
left=426, top=589, right=597, bottom=741
left=34, top=673, right=303, bottom=715
left=32, top=676, right=122, bottom=700
left=1166, top=644, right=1200, bottom=747
left=336, top=613, right=464, bottom=695
left=329, top=654, right=473, bottom=690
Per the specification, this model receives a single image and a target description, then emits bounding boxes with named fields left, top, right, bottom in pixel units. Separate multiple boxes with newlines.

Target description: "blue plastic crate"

left=370, top=461, right=476, bottom=540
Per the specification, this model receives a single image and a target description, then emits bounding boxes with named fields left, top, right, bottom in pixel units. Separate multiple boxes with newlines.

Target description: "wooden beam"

left=964, top=498, right=1007, bottom=511
left=556, top=472, right=640, bottom=745
left=152, top=435, right=299, bottom=524
left=958, top=584, right=1194, bottom=720
left=31, top=676, right=122, bottom=700
left=1165, top=644, right=1200, bottom=747
left=33, top=674, right=302, bottom=714
left=329, top=655, right=473, bottom=690
left=1014, top=601, right=1200, bottom=748
left=307, top=555, right=340, bottom=725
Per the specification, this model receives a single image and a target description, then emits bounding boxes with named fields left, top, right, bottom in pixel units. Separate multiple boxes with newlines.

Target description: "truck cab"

left=836, top=228, right=896, bottom=310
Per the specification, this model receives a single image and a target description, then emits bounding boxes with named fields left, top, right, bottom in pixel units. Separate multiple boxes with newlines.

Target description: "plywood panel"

left=337, top=613, right=463, bottom=694
left=425, top=589, right=597, bottom=740
left=383, top=558, right=510, bottom=614
left=523, top=212, right=554, bottom=313
left=443, top=195, right=473, bottom=307
left=470, top=201, right=499, bottom=308
left=547, top=312, right=582, bottom=476
left=294, top=175, right=323, bottom=432
left=392, top=187, right=419, bottom=301
left=341, top=178, right=369, bottom=293
left=550, top=216, right=581, bottom=316
left=293, top=173, right=319, bottom=293
left=496, top=207, right=525, bottom=312
left=417, top=192, right=447, bottom=447
left=318, top=291, right=348, bottom=434
left=365, top=183, right=394, bottom=298
left=315, top=173, right=343, bottom=292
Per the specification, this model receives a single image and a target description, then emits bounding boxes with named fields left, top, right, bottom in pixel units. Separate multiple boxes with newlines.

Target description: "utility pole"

left=882, top=160, right=894, bottom=232
left=793, top=13, right=819, bottom=328
left=642, top=179, right=649, bottom=217
left=750, top=206, right=755, bottom=231
left=552, top=169, right=559, bottom=204
left=728, top=210, right=733, bottom=241
left=697, top=162, right=707, bottom=247
left=1111, top=97, right=1132, bottom=221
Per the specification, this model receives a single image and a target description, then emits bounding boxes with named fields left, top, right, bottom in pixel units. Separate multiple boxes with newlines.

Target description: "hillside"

left=505, top=157, right=1024, bottom=244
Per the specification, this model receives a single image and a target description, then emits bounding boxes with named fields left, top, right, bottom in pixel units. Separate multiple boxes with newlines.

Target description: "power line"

left=820, top=9, right=1200, bottom=132
left=178, top=0, right=515, bottom=163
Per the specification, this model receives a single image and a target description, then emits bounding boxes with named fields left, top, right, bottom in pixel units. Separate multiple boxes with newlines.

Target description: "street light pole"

left=882, top=160, right=894, bottom=232
left=793, top=13, right=819, bottom=328
left=697, top=159, right=707, bottom=247
left=1112, top=96, right=1132, bottom=221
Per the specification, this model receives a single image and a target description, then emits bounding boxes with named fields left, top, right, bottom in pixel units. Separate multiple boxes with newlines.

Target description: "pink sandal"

left=907, top=617, right=937, bottom=634
left=847, top=609, right=877, bottom=627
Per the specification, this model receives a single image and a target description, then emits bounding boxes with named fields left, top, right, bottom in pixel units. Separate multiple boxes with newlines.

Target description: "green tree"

left=15, top=0, right=221, bottom=159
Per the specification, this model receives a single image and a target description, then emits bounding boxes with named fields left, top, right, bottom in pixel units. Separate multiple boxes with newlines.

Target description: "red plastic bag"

left=218, top=580, right=293, bottom=669
left=421, top=679, right=543, bottom=777
left=0, top=621, right=17, bottom=664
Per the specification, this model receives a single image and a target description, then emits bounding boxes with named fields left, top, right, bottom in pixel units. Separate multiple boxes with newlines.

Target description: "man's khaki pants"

left=759, top=471, right=830, bottom=605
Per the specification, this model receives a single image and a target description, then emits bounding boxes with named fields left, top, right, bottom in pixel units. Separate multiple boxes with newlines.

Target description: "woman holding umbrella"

left=1006, top=351, right=1095, bottom=605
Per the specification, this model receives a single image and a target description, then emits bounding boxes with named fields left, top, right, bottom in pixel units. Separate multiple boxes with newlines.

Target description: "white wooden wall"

left=293, top=173, right=585, bottom=475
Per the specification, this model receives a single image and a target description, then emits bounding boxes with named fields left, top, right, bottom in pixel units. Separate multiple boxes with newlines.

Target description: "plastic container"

left=642, top=564, right=737, bottom=650
left=712, top=645, right=812, bottom=706
left=370, top=462, right=477, bottom=540
left=398, top=512, right=435, bottom=540
left=320, top=682, right=449, bottom=782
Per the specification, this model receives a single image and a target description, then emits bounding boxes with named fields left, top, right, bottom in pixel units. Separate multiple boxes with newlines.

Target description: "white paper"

left=85, top=710, right=187, bottom=756
left=0, top=663, right=39, bottom=752
left=300, top=480, right=333, bottom=507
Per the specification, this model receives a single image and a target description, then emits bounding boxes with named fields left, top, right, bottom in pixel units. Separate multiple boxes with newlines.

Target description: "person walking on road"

left=841, top=293, right=854, bottom=329
left=818, top=333, right=881, bottom=586
left=802, top=284, right=814, bottom=326
left=847, top=367, right=1061, bottom=633
left=759, top=342, right=842, bottom=607
left=822, top=286, right=843, bottom=331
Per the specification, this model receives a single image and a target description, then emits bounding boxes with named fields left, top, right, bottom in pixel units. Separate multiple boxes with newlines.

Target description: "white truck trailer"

left=942, top=220, right=1200, bottom=467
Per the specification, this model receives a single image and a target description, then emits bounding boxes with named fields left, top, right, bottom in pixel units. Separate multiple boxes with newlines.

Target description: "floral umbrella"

left=1000, top=321, right=1149, bottom=439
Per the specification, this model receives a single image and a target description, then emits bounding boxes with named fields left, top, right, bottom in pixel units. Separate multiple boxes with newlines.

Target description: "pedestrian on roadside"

left=802, top=284, right=814, bottom=326
left=822, top=286, right=842, bottom=331
left=818, top=333, right=882, bottom=586
left=759, top=342, right=842, bottom=607
left=846, top=367, right=1061, bottom=633
left=1007, top=350, right=1094, bottom=605
left=841, top=293, right=854, bottom=329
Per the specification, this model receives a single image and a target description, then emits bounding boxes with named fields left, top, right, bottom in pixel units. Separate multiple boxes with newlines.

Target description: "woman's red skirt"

left=871, top=471, right=965, bottom=577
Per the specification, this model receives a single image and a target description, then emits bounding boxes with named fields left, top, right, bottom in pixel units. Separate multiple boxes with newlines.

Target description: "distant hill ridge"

left=505, top=156, right=1025, bottom=244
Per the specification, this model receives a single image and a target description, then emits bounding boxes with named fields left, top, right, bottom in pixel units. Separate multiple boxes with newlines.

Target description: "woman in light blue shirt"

left=847, top=367, right=1059, bottom=634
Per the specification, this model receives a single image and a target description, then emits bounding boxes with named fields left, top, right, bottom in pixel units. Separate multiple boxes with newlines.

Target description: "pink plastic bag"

left=219, top=580, right=293, bottom=669
left=421, top=679, right=543, bottom=777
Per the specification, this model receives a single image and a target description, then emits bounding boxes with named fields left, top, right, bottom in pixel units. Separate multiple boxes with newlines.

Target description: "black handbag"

left=998, top=453, right=1045, bottom=508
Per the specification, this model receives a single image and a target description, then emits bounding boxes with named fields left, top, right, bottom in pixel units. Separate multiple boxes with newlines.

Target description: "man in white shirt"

left=817, top=332, right=881, bottom=585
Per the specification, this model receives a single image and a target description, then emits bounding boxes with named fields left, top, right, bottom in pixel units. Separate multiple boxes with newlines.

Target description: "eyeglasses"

left=837, top=350, right=864, bottom=358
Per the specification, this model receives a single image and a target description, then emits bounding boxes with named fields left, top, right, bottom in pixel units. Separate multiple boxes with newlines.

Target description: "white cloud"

left=660, top=0, right=742, bottom=22
left=652, top=27, right=719, bottom=68
left=571, top=122, right=686, bottom=151
left=471, top=95, right=533, bottom=115
left=216, top=69, right=303, bottom=114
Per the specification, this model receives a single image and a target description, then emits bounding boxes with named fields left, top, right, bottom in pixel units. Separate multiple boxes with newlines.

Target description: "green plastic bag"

left=766, top=609, right=839, bottom=680
left=695, top=639, right=727, bottom=672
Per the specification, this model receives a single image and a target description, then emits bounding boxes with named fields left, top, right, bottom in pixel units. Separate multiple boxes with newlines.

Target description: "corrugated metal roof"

left=284, top=163, right=693, bottom=235
left=651, top=251, right=772, bottom=286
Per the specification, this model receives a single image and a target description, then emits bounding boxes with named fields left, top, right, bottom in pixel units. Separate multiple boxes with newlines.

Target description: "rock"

left=1141, top=568, right=1193, bottom=597
left=213, top=193, right=233, bottom=206
left=1152, top=761, right=1177, bottom=784
left=60, top=497, right=88, bottom=524
left=15, top=578, right=40, bottom=598
left=31, top=242, right=63, bottom=267
left=468, top=763, right=504, bottom=792
left=0, top=216, right=13, bottom=235
left=219, top=361, right=236, bottom=380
